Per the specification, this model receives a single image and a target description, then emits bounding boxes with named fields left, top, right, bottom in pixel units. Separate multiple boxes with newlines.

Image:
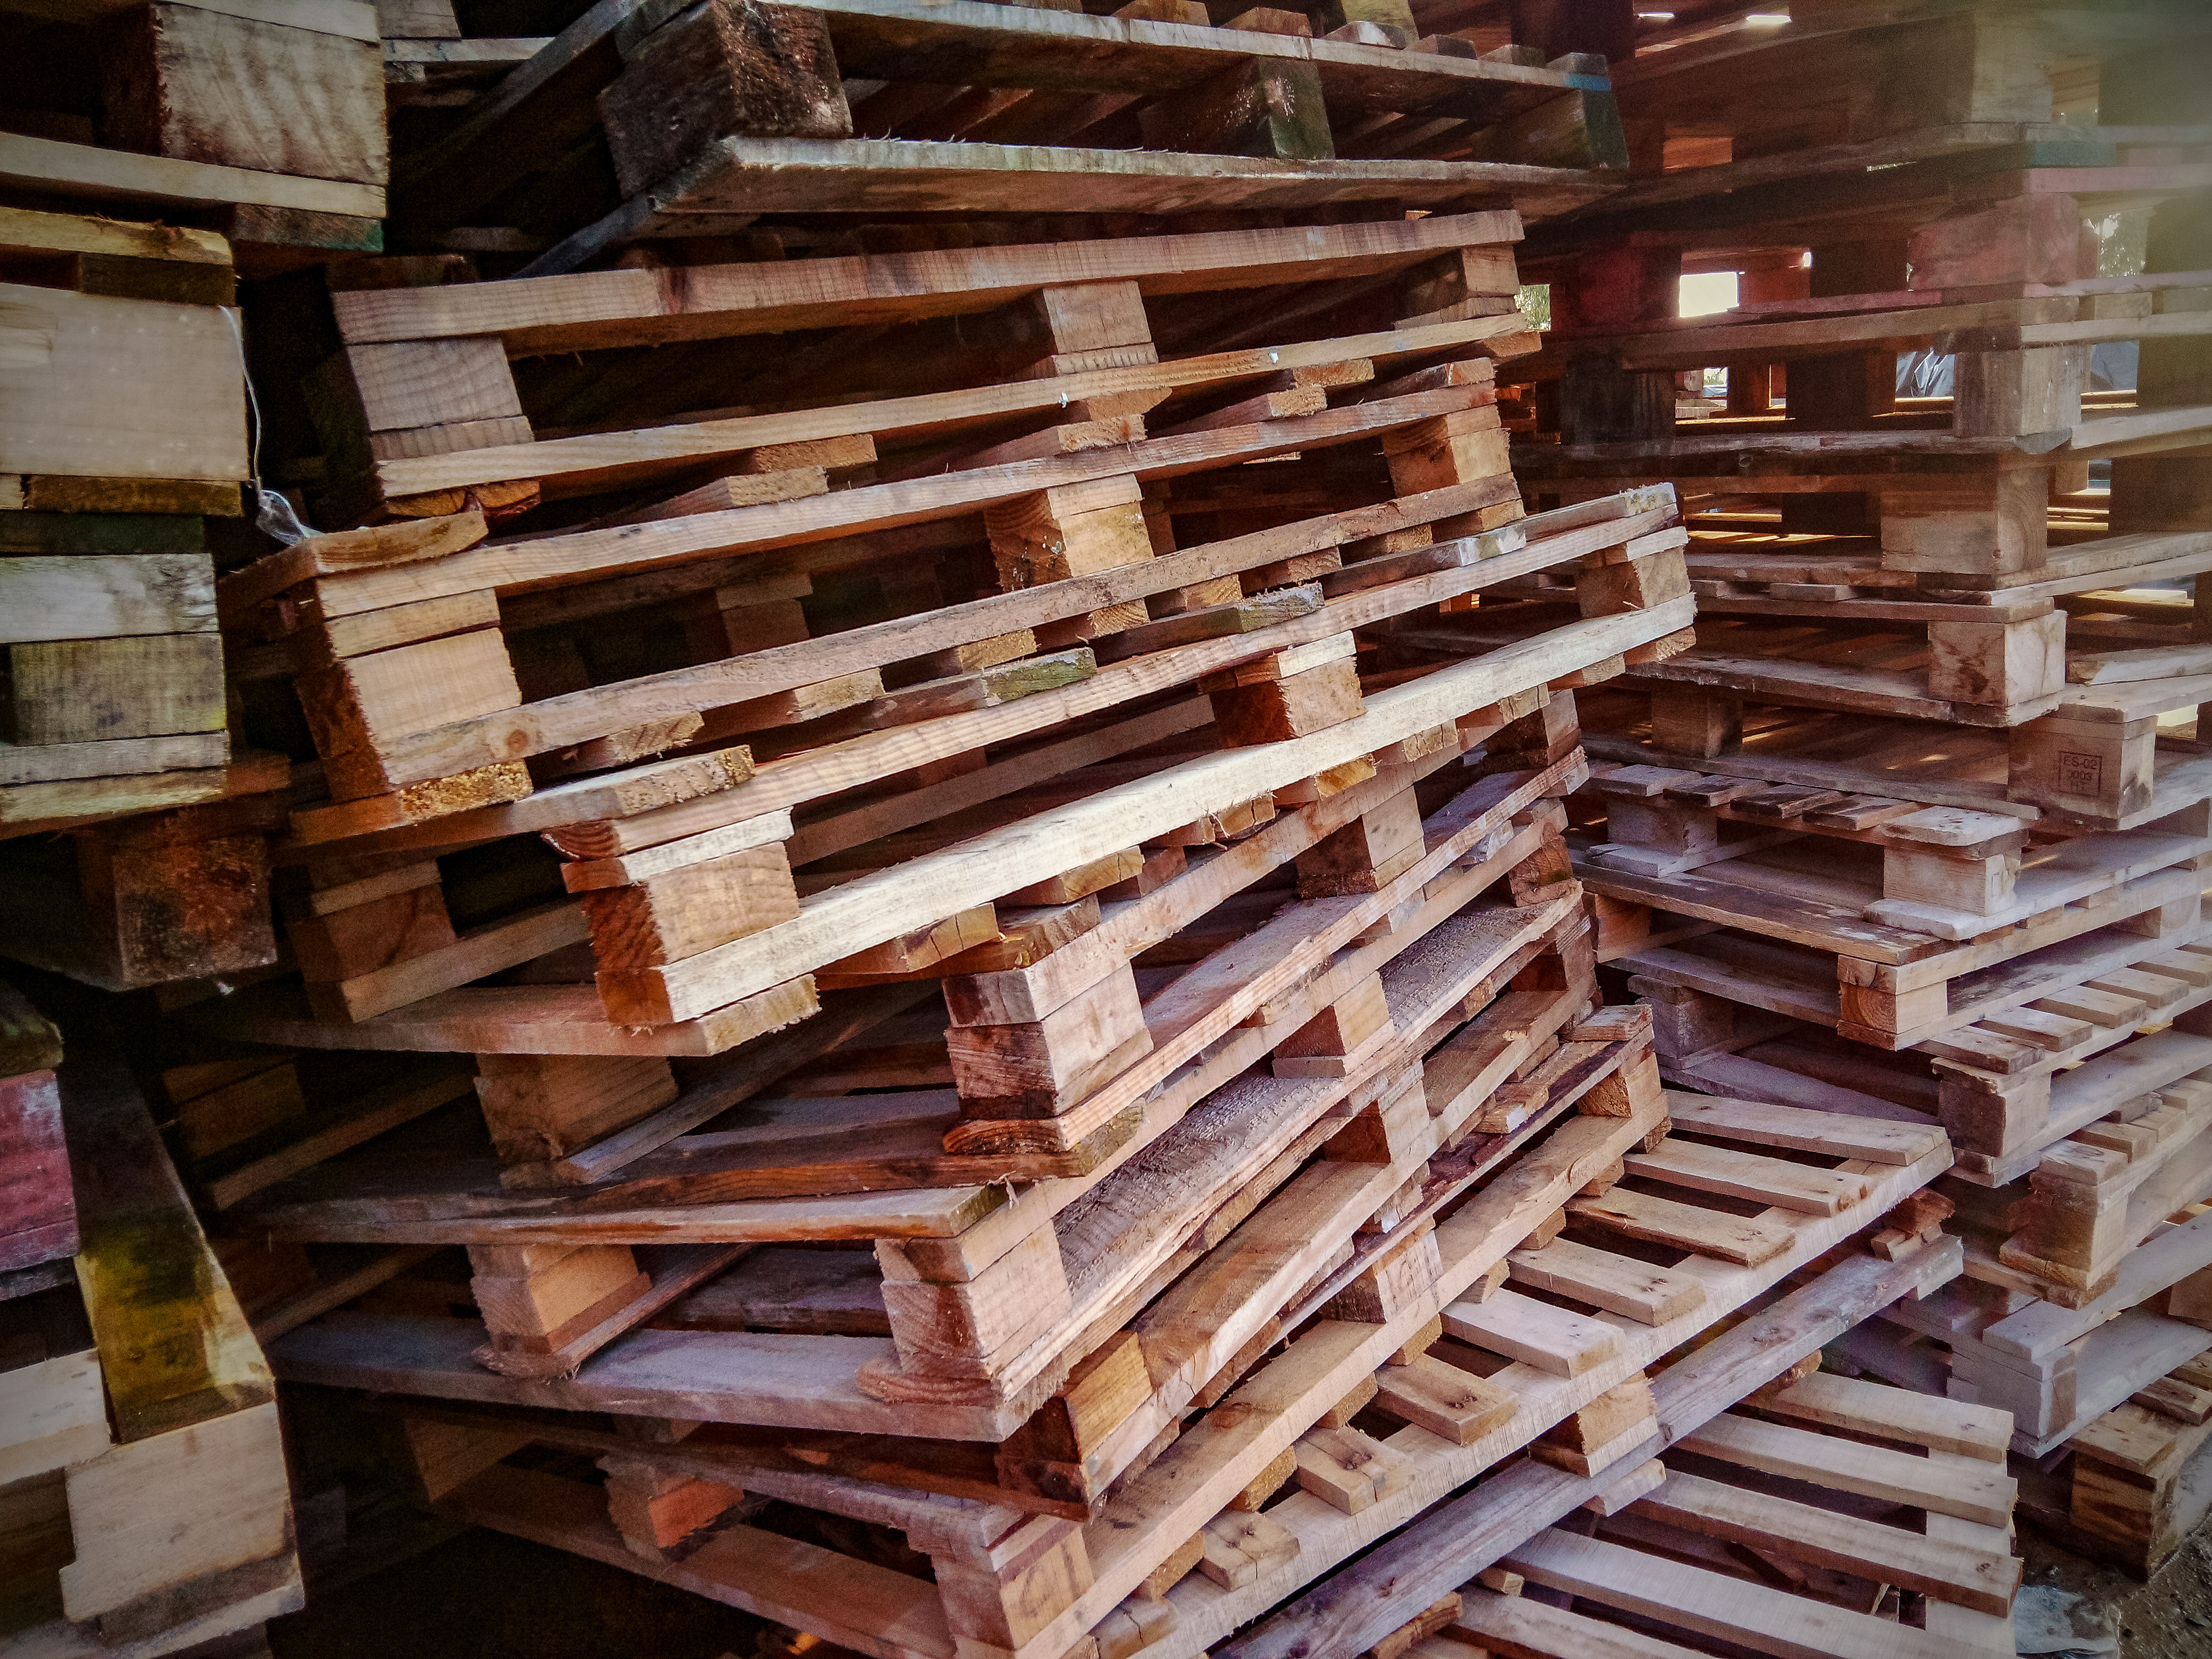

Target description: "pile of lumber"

left=1389, top=0, right=2212, bottom=1599
left=0, top=159, right=340, bottom=992
left=0, top=0, right=2123, bottom=1650
left=0, top=0, right=386, bottom=267
left=0, top=981, right=301, bottom=1656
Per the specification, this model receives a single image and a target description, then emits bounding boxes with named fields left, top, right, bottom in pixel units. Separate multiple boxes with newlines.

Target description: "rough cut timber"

left=0, top=983, right=73, bottom=1276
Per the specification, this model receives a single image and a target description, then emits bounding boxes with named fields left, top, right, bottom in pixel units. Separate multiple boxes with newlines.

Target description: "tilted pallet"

left=1169, top=1218, right=1984, bottom=1657
left=1451, top=1376, right=2016, bottom=1659
left=384, top=0, right=1628, bottom=273
left=208, top=489, right=1689, bottom=1056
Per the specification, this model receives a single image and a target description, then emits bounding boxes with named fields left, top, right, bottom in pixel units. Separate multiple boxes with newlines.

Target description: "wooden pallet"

left=1405, top=604, right=2212, bottom=827
left=1582, top=756, right=2211, bottom=932
left=1170, top=1234, right=1980, bottom=1658
left=1649, top=971, right=2212, bottom=1184
left=290, top=211, right=1543, bottom=521
left=257, top=818, right=1613, bottom=1420
left=390, top=0, right=1627, bottom=275
left=1581, top=691, right=2212, bottom=834
left=2056, top=1353, right=2212, bottom=1578
left=206, top=493, right=1686, bottom=1070
left=1683, top=534, right=2212, bottom=617
left=1621, top=625, right=2212, bottom=821
left=1994, top=1087, right=2212, bottom=1308
left=1624, top=904, right=2212, bottom=1048
left=229, top=367, right=1612, bottom=844
left=1464, top=1381, right=2017, bottom=1659
left=329, top=1086, right=1951, bottom=1659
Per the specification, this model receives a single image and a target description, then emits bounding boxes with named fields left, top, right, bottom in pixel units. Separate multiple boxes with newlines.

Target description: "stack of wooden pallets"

left=1501, top=0, right=2212, bottom=835
left=81, top=31, right=1974, bottom=1630
left=0, top=981, right=303, bottom=1656
left=366, top=0, right=1628, bottom=279
left=0, top=0, right=408, bottom=995
left=1373, top=0, right=2212, bottom=1601
left=0, top=0, right=2112, bottom=1651
left=182, top=366, right=1746, bottom=1656
left=0, top=0, right=387, bottom=267
left=0, top=206, right=298, bottom=1006
left=0, top=0, right=400, bottom=1000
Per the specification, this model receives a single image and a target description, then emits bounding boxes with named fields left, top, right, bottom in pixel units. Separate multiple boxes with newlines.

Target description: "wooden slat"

left=1658, top=1092, right=1941, bottom=1164
left=1679, top=1412, right=2015, bottom=1526
left=1506, top=1236, right=1707, bottom=1326
left=1502, top=1525, right=1975, bottom=1659
left=1623, top=1140, right=1871, bottom=1217
left=1568, top=1186, right=1798, bottom=1267
left=1633, top=1468, right=2019, bottom=1615
left=1759, top=1370, right=2013, bottom=1461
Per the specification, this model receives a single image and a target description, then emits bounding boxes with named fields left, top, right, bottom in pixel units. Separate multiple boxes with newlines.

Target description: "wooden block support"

left=1212, top=657, right=1366, bottom=747
left=1647, top=685, right=1740, bottom=759
left=473, top=1054, right=680, bottom=1164
left=1926, top=614, right=2066, bottom=707
left=470, top=1242, right=650, bottom=1352
left=2010, top=713, right=2157, bottom=823
left=598, top=0, right=853, bottom=197
left=1296, top=790, right=1425, bottom=897
left=876, top=1225, right=1075, bottom=1379
left=946, top=959, right=1151, bottom=1118
left=1137, top=55, right=1334, bottom=161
